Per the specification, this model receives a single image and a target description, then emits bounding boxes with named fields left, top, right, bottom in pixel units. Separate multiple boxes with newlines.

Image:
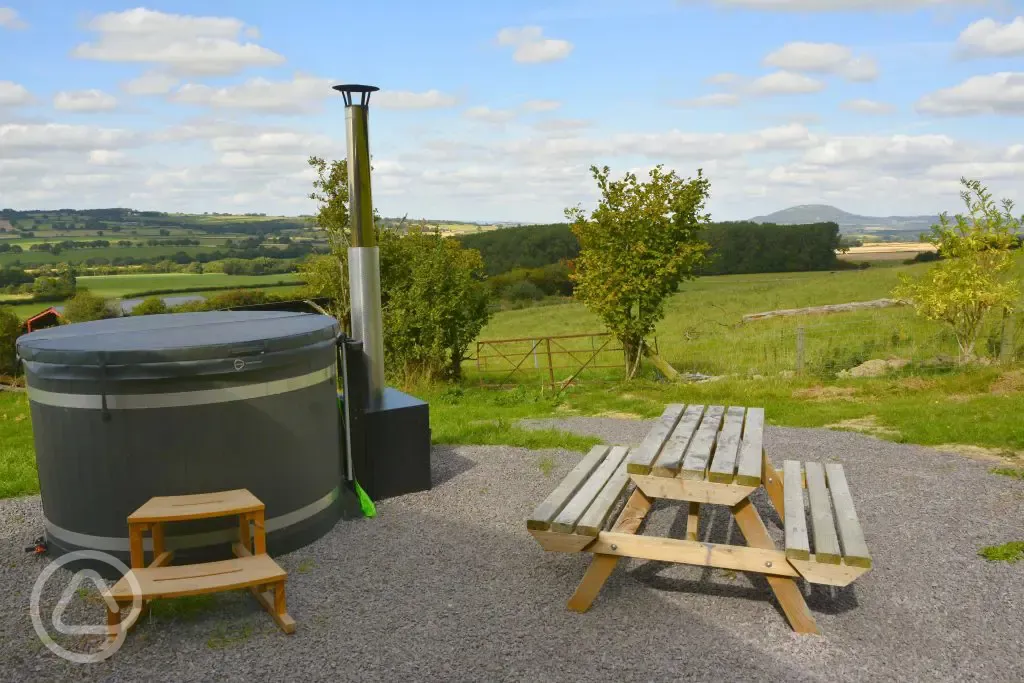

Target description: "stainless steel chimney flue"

left=333, top=83, right=385, bottom=406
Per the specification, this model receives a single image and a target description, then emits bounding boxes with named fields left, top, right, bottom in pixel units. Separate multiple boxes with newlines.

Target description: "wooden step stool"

left=104, top=489, right=296, bottom=642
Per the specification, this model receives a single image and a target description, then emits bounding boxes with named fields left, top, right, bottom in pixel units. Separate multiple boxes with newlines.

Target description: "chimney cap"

left=332, top=84, right=379, bottom=107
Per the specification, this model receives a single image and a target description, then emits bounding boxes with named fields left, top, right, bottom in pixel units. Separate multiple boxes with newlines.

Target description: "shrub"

left=0, top=306, right=20, bottom=376
left=63, top=291, right=118, bottom=324
left=502, top=280, right=544, bottom=302
left=131, top=297, right=169, bottom=316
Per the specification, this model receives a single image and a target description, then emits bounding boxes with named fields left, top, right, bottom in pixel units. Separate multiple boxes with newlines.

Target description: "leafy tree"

left=566, top=165, right=711, bottom=378
left=379, top=226, right=491, bottom=382
left=131, top=297, right=168, bottom=316
left=298, top=253, right=350, bottom=329
left=0, top=306, right=20, bottom=376
left=893, top=178, right=1021, bottom=362
left=63, top=291, right=118, bottom=324
left=306, top=156, right=491, bottom=383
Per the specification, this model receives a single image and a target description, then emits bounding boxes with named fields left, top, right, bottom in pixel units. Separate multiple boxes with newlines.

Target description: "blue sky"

left=1, top=1, right=1022, bottom=221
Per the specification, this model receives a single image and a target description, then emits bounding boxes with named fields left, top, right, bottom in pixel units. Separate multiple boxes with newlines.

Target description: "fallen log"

left=742, top=298, right=905, bottom=323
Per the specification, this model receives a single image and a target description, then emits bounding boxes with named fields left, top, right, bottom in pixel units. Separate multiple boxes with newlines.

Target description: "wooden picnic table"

left=528, top=404, right=873, bottom=634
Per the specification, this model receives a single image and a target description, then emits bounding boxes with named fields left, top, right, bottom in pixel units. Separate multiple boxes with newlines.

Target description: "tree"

left=305, top=156, right=491, bottom=383
left=131, top=297, right=168, bottom=316
left=298, top=254, right=350, bottom=330
left=63, top=291, right=118, bottom=323
left=893, top=178, right=1021, bottom=362
left=566, top=165, right=711, bottom=378
left=0, top=307, right=20, bottom=376
left=379, top=227, right=491, bottom=382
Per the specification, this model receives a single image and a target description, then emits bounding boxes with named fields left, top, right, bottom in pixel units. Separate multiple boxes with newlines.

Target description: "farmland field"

left=76, top=273, right=303, bottom=297
left=0, top=245, right=221, bottom=266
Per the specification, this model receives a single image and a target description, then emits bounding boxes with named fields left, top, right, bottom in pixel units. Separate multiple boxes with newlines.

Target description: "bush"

left=0, top=306, right=20, bottom=376
left=63, top=291, right=118, bottom=323
left=502, top=280, right=544, bottom=302
left=131, top=297, right=168, bottom=316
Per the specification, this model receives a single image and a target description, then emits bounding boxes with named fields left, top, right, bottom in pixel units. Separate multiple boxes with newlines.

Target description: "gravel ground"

left=1, top=418, right=1022, bottom=682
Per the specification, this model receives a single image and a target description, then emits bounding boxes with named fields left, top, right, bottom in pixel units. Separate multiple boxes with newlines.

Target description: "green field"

left=2, top=273, right=305, bottom=318
left=476, top=257, right=1024, bottom=380
left=0, top=245, right=221, bottom=266
left=76, top=273, right=302, bottom=297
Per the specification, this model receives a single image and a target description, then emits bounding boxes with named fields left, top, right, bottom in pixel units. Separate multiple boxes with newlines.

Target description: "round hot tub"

left=17, top=311, right=348, bottom=569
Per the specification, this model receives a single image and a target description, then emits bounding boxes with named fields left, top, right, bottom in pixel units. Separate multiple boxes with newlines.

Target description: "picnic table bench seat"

left=528, top=403, right=873, bottom=634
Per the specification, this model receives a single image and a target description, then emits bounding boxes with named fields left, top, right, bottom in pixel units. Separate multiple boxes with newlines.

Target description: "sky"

left=1, top=1, right=1023, bottom=223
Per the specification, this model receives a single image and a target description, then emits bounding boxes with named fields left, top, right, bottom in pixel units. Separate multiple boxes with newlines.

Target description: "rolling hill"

left=750, top=205, right=938, bottom=234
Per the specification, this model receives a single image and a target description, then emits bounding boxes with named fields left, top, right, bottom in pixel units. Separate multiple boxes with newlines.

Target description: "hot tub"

left=17, top=311, right=352, bottom=568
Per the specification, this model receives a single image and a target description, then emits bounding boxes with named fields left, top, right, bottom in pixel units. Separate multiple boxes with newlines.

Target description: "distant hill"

left=750, top=204, right=938, bottom=235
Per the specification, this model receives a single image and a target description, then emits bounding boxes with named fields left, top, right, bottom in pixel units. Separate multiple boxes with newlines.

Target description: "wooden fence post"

left=545, top=338, right=555, bottom=388
left=796, top=327, right=805, bottom=375
left=999, top=309, right=1017, bottom=365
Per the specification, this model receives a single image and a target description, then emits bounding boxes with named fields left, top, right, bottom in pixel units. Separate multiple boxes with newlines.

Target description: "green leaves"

left=567, top=164, right=712, bottom=377
left=894, top=178, right=1021, bottom=362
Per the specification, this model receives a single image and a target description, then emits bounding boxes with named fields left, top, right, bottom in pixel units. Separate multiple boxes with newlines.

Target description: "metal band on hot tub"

left=43, top=485, right=341, bottom=553
left=25, top=365, right=336, bottom=410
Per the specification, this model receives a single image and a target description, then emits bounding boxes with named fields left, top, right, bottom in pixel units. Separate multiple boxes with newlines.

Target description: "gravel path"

left=1, top=418, right=1022, bottom=682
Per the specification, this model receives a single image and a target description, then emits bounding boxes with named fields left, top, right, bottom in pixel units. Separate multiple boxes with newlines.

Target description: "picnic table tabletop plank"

left=805, top=461, right=842, bottom=564
left=527, top=445, right=610, bottom=530
left=735, top=407, right=765, bottom=486
left=551, top=447, right=630, bottom=534
left=626, top=404, right=685, bottom=475
left=824, top=463, right=872, bottom=568
left=783, top=460, right=810, bottom=561
left=651, top=405, right=705, bottom=477
left=576, top=457, right=633, bottom=536
left=680, top=405, right=726, bottom=480
left=707, top=407, right=746, bottom=483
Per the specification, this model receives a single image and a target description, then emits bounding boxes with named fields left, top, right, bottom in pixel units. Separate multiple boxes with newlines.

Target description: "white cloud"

left=763, top=42, right=878, bottom=81
left=496, top=26, right=574, bottom=63
left=917, top=72, right=1024, bottom=115
left=0, top=123, right=137, bottom=155
left=532, top=118, right=592, bottom=132
left=73, top=8, right=284, bottom=76
left=53, top=89, right=119, bottom=112
left=522, top=99, right=562, bottom=112
left=0, top=80, right=32, bottom=106
left=841, top=98, right=896, bottom=114
left=0, top=7, right=27, bottom=29
left=671, top=93, right=741, bottom=108
left=679, top=0, right=986, bottom=10
left=957, top=17, right=1024, bottom=57
left=373, top=89, right=460, bottom=109
left=122, top=71, right=180, bottom=95
left=706, top=72, right=741, bottom=86
left=464, top=106, right=518, bottom=124
left=749, top=71, right=826, bottom=95
left=88, top=150, right=131, bottom=166
left=171, top=74, right=334, bottom=114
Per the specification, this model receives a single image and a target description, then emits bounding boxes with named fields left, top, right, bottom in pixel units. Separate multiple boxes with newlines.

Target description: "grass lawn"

left=0, top=392, right=35, bottom=498
left=2, top=367, right=1020, bottom=501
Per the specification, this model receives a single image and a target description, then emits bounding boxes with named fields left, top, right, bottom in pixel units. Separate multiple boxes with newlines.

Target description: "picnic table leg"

left=762, top=450, right=785, bottom=524
left=567, top=487, right=652, bottom=613
left=731, top=497, right=818, bottom=635
left=686, top=502, right=700, bottom=541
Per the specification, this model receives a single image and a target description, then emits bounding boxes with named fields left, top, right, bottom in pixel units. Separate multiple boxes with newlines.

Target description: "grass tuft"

left=992, top=467, right=1024, bottom=481
left=978, top=542, right=1024, bottom=564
